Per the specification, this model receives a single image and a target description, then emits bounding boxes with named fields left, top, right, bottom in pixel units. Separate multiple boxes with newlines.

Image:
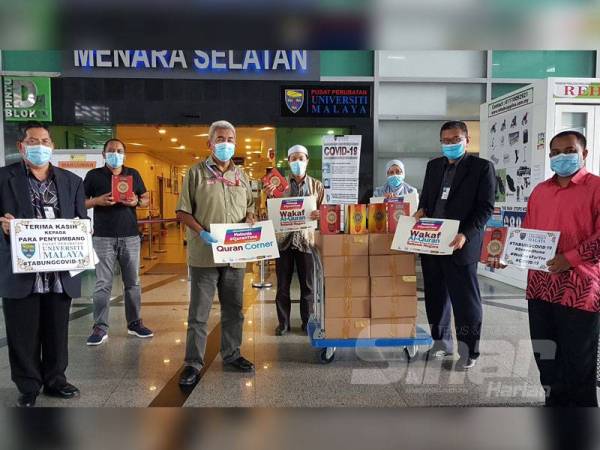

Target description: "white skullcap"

left=385, top=159, right=405, bottom=173
left=288, top=144, right=309, bottom=157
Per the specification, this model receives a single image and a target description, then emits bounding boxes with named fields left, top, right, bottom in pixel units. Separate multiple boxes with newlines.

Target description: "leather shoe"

left=16, top=392, right=38, bottom=407
left=224, top=356, right=255, bottom=372
left=179, top=366, right=200, bottom=386
left=275, top=324, right=289, bottom=336
left=44, top=382, right=80, bottom=399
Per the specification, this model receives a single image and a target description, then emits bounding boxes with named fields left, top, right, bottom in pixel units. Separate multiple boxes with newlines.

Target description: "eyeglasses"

left=440, top=137, right=466, bottom=145
left=23, top=138, right=53, bottom=146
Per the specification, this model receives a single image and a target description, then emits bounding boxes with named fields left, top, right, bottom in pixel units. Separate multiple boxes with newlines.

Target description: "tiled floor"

left=0, top=228, right=551, bottom=407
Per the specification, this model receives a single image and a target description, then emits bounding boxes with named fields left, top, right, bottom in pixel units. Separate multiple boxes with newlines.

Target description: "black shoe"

left=16, top=392, right=38, bottom=407
left=275, top=324, right=289, bottom=336
left=455, top=356, right=478, bottom=371
left=224, top=356, right=255, bottom=373
left=43, top=382, right=80, bottom=399
left=179, top=366, right=200, bottom=386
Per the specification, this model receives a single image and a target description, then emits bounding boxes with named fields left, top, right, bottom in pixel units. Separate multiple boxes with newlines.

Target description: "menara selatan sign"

left=65, top=49, right=320, bottom=80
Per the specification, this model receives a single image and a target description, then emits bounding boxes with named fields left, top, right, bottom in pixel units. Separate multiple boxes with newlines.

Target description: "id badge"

left=44, top=206, right=56, bottom=219
left=441, top=187, right=450, bottom=200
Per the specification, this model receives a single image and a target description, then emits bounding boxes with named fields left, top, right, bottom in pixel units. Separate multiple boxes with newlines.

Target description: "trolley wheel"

left=319, top=347, right=336, bottom=364
left=405, top=345, right=418, bottom=361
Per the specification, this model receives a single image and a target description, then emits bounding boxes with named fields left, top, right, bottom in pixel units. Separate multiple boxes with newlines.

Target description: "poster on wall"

left=487, top=88, right=534, bottom=203
left=321, top=135, right=362, bottom=205
left=502, top=206, right=527, bottom=228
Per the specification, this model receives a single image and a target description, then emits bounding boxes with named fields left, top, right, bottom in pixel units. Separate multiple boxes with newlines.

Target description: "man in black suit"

left=415, top=121, right=495, bottom=370
left=0, top=122, right=87, bottom=407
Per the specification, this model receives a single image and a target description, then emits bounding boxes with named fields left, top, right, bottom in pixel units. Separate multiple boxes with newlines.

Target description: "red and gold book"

left=368, top=204, right=387, bottom=234
left=112, top=175, right=134, bottom=203
left=347, top=204, right=368, bottom=235
left=386, top=202, right=410, bottom=234
left=262, top=168, right=289, bottom=198
left=320, top=205, right=342, bottom=234
left=480, top=227, right=508, bottom=264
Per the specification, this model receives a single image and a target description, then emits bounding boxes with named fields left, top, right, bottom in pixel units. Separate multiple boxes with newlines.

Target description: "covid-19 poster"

left=321, top=135, right=361, bottom=205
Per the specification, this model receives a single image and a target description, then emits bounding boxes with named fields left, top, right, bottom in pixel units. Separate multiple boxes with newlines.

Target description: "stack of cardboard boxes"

left=368, top=234, right=417, bottom=338
left=315, top=203, right=418, bottom=339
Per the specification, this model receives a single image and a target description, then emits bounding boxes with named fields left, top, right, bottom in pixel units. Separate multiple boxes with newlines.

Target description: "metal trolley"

left=307, top=247, right=433, bottom=364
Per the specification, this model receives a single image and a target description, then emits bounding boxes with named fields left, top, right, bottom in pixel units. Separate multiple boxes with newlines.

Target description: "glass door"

left=554, top=104, right=597, bottom=174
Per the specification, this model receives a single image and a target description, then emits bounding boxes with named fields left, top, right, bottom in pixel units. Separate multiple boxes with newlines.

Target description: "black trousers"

left=528, top=299, right=599, bottom=407
left=421, top=255, right=483, bottom=358
left=275, top=248, right=314, bottom=329
left=2, top=293, right=72, bottom=394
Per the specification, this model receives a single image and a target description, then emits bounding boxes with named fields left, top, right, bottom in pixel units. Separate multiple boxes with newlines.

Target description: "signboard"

left=502, top=228, right=560, bottom=271
left=10, top=219, right=95, bottom=273
left=267, top=196, right=317, bottom=233
left=64, top=50, right=320, bottom=81
left=210, top=221, right=279, bottom=264
left=487, top=88, right=534, bottom=203
left=322, top=135, right=361, bottom=204
left=553, top=81, right=600, bottom=98
left=502, top=206, right=527, bottom=228
left=281, top=86, right=371, bottom=117
left=391, top=216, right=460, bottom=255
left=3, top=77, right=52, bottom=122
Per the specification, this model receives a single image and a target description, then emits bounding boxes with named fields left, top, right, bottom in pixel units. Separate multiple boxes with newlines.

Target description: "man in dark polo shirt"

left=83, top=138, right=152, bottom=345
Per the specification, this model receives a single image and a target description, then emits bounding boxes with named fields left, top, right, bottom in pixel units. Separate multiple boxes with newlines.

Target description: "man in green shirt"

left=176, top=120, right=256, bottom=386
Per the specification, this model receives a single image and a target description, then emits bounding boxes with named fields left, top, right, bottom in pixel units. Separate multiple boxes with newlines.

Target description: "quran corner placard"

left=10, top=219, right=95, bottom=274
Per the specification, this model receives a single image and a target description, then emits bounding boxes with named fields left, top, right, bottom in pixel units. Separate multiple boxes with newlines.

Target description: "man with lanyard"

left=0, top=122, right=87, bottom=407
left=176, top=120, right=256, bottom=386
left=265, top=145, right=324, bottom=335
left=83, top=138, right=152, bottom=346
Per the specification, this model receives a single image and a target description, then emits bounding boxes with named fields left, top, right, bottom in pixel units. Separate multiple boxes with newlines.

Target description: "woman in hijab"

left=373, top=159, right=417, bottom=198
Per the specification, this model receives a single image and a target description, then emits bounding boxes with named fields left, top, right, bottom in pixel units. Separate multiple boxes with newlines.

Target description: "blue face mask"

left=25, top=145, right=52, bottom=166
left=106, top=152, right=124, bottom=169
left=214, top=142, right=235, bottom=162
left=550, top=153, right=582, bottom=177
left=289, top=160, right=308, bottom=176
left=387, top=174, right=404, bottom=188
left=441, top=142, right=466, bottom=160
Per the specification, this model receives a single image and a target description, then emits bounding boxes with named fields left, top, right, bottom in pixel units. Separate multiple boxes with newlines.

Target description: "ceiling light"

left=244, top=138, right=251, bottom=143
left=128, top=142, right=144, bottom=146
left=245, top=145, right=251, bottom=150
left=195, top=133, right=209, bottom=137
left=258, top=127, right=273, bottom=131
left=158, top=129, right=166, bottom=134
left=170, top=137, right=178, bottom=143
left=327, top=130, right=335, bottom=135
left=194, top=156, right=200, bottom=160
left=179, top=145, right=186, bottom=150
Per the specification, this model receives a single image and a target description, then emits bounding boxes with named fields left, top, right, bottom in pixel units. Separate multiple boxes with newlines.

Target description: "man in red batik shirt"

left=491, top=130, right=600, bottom=406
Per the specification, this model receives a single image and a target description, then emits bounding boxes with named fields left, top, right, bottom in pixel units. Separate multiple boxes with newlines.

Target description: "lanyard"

left=205, top=160, right=240, bottom=187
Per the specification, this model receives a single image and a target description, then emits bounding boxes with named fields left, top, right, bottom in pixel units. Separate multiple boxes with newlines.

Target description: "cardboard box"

left=371, top=276, right=417, bottom=297
left=324, top=277, right=370, bottom=298
left=368, top=204, right=387, bottom=234
left=346, top=204, right=368, bottom=235
left=319, top=205, right=342, bottom=234
left=325, top=318, right=370, bottom=339
left=322, top=256, right=369, bottom=277
left=315, top=233, right=369, bottom=256
left=369, top=233, right=395, bottom=256
left=371, top=318, right=416, bottom=338
left=325, top=297, right=370, bottom=318
left=371, top=296, right=417, bottom=319
left=369, top=254, right=416, bottom=277
left=386, top=202, right=410, bottom=233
